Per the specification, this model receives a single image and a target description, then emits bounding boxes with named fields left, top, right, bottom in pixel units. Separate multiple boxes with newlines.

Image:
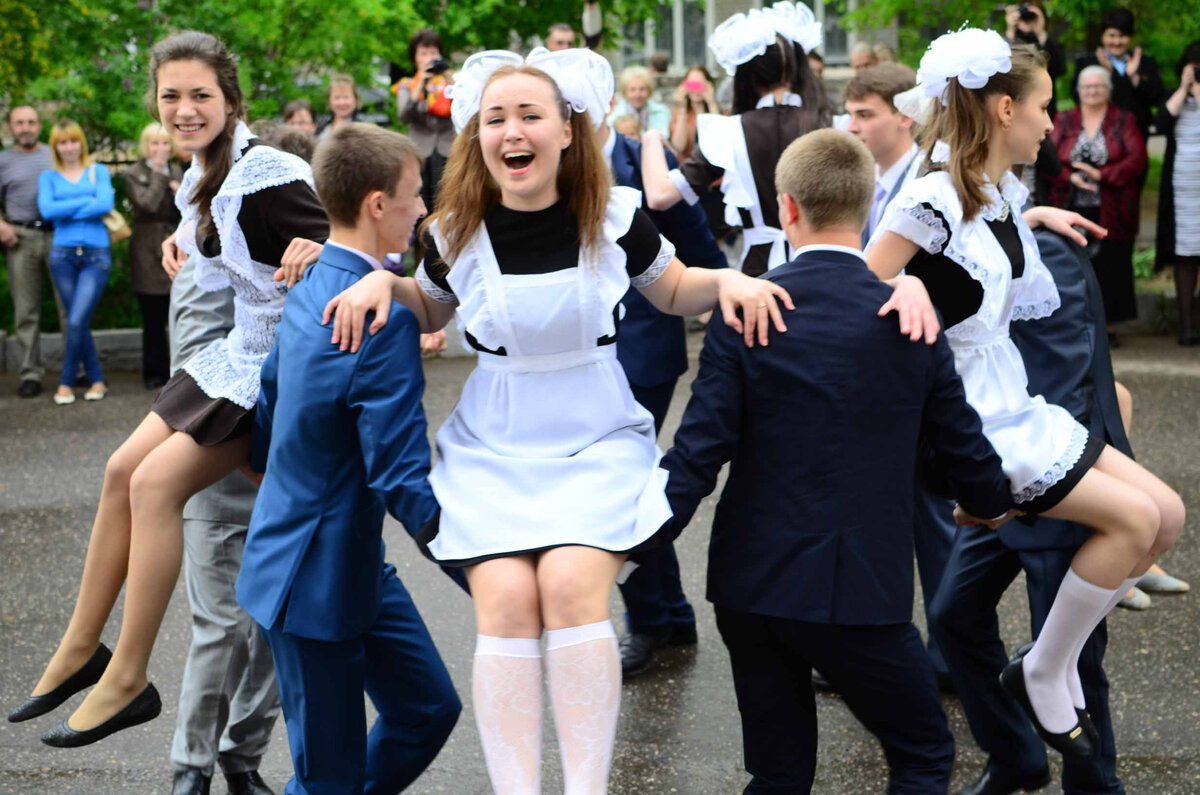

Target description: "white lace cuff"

left=890, top=204, right=950, bottom=254
left=416, top=264, right=458, bottom=305
left=668, top=168, right=700, bottom=206
left=631, top=235, right=676, bottom=288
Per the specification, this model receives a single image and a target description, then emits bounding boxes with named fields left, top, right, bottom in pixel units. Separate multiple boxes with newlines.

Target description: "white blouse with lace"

left=173, top=122, right=315, bottom=410
left=872, top=170, right=1090, bottom=503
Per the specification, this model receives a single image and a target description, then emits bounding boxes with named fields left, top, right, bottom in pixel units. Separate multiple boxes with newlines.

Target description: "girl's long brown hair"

left=149, top=31, right=245, bottom=242
left=423, top=65, right=609, bottom=264
left=919, top=45, right=1047, bottom=221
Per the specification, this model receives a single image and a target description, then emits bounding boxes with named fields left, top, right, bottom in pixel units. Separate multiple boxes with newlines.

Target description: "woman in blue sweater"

left=37, top=120, right=114, bottom=404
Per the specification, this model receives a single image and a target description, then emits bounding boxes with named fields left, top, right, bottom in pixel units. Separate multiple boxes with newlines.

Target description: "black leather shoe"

left=668, top=622, right=698, bottom=646
left=957, top=766, right=1052, bottom=795
left=620, top=627, right=671, bottom=678
left=8, top=643, right=112, bottom=722
left=1077, top=707, right=1100, bottom=747
left=41, top=683, right=161, bottom=747
left=17, top=380, right=41, bottom=398
left=935, top=670, right=958, bottom=696
left=811, top=668, right=834, bottom=693
left=225, top=770, right=276, bottom=795
left=173, top=768, right=212, bottom=795
left=999, top=656, right=1093, bottom=758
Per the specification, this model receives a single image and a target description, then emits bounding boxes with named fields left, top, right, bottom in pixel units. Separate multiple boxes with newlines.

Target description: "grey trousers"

left=5, top=226, right=63, bottom=381
left=171, top=518, right=280, bottom=776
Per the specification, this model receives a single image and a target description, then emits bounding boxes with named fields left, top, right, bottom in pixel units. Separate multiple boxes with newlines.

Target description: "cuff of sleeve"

left=631, top=234, right=676, bottom=288
left=415, top=264, right=458, bottom=305
left=890, top=206, right=949, bottom=254
left=668, top=169, right=700, bottom=206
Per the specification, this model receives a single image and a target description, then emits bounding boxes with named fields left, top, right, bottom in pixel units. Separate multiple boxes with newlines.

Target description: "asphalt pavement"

left=1, top=334, right=1197, bottom=794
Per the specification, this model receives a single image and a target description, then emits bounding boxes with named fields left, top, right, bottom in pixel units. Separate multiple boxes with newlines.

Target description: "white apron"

left=423, top=190, right=674, bottom=564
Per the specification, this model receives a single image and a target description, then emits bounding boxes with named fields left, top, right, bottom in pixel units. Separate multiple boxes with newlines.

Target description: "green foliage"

left=5, top=0, right=663, bottom=150
left=1133, top=245, right=1156, bottom=280
left=842, top=0, right=1200, bottom=75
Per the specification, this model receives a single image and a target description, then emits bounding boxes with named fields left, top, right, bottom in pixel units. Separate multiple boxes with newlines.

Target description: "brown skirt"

left=152, top=370, right=254, bottom=446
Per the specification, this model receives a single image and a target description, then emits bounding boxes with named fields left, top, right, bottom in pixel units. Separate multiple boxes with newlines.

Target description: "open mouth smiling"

left=503, top=151, right=535, bottom=171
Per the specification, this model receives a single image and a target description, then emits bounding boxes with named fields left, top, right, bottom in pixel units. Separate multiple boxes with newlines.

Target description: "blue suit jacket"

left=610, top=133, right=727, bottom=388
left=1002, top=229, right=1134, bottom=550
left=661, top=248, right=1013, bottom=625
left=237, top=245, right=438, bottom=642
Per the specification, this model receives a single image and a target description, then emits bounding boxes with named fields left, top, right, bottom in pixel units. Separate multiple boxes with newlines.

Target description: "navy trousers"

left=620, top=379, right=696, bottom=633
left=911, top=485, right=957, bottom=676
left=715, top=606, right=954, bottom=794
left=929, top=522, right=1123, bottom=794
left=261, top=564, right=461, bottom=795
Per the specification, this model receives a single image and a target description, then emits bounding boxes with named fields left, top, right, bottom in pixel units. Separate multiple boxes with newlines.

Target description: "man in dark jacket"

left=661, top=130, right=1014, bottom=793
left=1072, top=8, right=1164, bottom=139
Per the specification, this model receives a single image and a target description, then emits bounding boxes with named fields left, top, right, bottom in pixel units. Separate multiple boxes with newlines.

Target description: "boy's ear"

left=361, top=189, right=385, bottom=222
left=778, top=192, right=802, bottom=228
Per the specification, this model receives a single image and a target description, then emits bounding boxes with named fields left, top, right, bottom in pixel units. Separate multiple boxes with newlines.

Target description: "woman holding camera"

left=397, top=28, right=455, bottom=215
left=1048, top=66, right=1146, bottom=340
left=668, top=66, right=717, bottom=160
left=1005, top=2, right=1066, bottom=117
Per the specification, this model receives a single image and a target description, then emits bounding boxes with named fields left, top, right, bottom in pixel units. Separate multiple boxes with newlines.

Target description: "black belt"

left=10, top=220, right=52, bottom=231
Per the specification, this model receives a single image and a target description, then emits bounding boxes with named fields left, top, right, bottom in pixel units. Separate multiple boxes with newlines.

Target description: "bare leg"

left=1114, top=381, right=1132, bottom=437
left=67, top=429, right=248, bottom=730
left=32, top=413, right=174, bottom=696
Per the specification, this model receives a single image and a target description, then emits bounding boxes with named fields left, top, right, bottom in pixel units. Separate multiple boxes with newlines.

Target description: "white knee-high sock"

left=1063, top=576, right=1139, bottom=710
left=545, top=620, right=621, bottom=795
left=473, top=635, right=544, bottom=795
left=1023, top=568, right=1119, bottom=732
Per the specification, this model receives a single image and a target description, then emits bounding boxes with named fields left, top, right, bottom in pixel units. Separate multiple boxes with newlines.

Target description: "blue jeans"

left=48, top=245, right=110, bottom=388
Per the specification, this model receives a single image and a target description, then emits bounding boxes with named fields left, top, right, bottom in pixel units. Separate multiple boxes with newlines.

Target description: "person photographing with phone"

left=397, top=27, right=455, bottom=221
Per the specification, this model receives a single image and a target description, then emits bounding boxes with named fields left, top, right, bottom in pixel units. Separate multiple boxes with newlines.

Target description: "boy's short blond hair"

left=774, top=129, right=875, bottom=232
left=312, top=123, right=422, bottom=227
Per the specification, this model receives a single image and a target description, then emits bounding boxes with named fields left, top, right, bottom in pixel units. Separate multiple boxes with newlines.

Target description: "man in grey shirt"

left=169, top=252, right=279, bottom=795
left=0, top=106, right=62, bottom=397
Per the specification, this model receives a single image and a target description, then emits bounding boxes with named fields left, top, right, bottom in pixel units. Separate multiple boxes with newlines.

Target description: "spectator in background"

left=37, top=120, right=113, bottom=404
left=669, top=65, right=718, bottom=160
left=612, top=114, right=641, bottom=139
left=808, top=51, right=825, bottom=82
left=849, top=42, right=879, bottom=74
left=315, top=74, right=361, bottom=140
left=1005, top=2, right=1067, bottom=118
left=124, top=122, right=181, bottom=390
left=265, top=127, right=316, bottom=163
left=648, top=53, right=673, bottom=104
left=0, top=106, right=60, bottom=398
left=282, top=99, right=317, bottom=136
left=545, top=22, right=577, bottom=50
left=397, top=28, right=455, bottom=223
left=612, top=65, right=671, bottom=137
left=872, top=43, right=896, bottom=63
left=1073, top=8, right=1164, bottom=140
left=1050, top=66, right=1148, bottom=343
left=1156, top=41, right=1200, bottom=345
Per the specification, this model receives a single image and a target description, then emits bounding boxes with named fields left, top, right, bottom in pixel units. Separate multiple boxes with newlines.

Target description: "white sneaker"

left=84, top=389, right=106, bottom=401
left=53, top=392, right=76, bottom=405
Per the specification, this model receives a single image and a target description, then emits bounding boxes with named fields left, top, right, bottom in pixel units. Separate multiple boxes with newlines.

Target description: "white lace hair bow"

left=916, top=28, right=1012, bottom=106
left=763, top=2, right=823, bottom=55
left=445, top=48, right=608, bottom=134
left=525, top=47, right=614, bottom=132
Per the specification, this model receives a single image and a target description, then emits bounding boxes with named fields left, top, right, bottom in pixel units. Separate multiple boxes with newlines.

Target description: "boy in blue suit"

left=660, top=130, right=1015, bottom=794
left=237, top=124, right=460, bottom=794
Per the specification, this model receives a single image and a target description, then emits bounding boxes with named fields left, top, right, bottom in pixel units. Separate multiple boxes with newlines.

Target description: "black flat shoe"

left=668, top=622, right=698, bottom=646
left=811, top=668, right=835, bottom=693
left=8, top=644, right=112, bottom=723
left=999, top=657, right=1093, bottom=758
left=225, top=770, right=276, bottom=795
left=173, top=767, right=212, bottom=795
left=41, top=683, right=161, bottom=747
left=620, top=627, right=671, bottom=679
left=957, top=765, right=1052, bottom=795
left=1076, top=707, right=1100, bottom=747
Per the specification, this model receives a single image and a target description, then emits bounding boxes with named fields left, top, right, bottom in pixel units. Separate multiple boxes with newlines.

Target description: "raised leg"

left=67, top=428, right=247, bottom=731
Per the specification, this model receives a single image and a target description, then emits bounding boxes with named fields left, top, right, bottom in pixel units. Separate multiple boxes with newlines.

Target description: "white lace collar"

left=979, top=171, right=1029, bottom=221
left=186, top=120, right=257, bottom=173
left=756, top=91, right=803, bottom=109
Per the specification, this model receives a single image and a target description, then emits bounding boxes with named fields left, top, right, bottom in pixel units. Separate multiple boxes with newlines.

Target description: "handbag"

left=88, top=165, right=132, bottom=245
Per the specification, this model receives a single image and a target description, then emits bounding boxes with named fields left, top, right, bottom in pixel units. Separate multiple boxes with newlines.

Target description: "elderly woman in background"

left=37, top=120, right=113, bottom=404
left=1049, top=65, right=1147, bottom=343
left=611, top=66, right=670, bottom=137
left=1156, top=41, right=1200, bottom=345
left=123, top=122, right=182, bottom=390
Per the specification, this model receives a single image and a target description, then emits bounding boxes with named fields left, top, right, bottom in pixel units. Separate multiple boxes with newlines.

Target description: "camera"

left=427, top=58, right=450, bottom=76
left=1017, top=4, right=1039, bottom=22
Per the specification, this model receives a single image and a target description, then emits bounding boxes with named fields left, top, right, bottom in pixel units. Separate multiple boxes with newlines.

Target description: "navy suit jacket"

left=1002, top=229, right=1134, bottom=551
left=237, top=245, right=438, bottom=642
left=610, top=133, right=726, bottom=388
left=661, top=248, right=1013, bottom=625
